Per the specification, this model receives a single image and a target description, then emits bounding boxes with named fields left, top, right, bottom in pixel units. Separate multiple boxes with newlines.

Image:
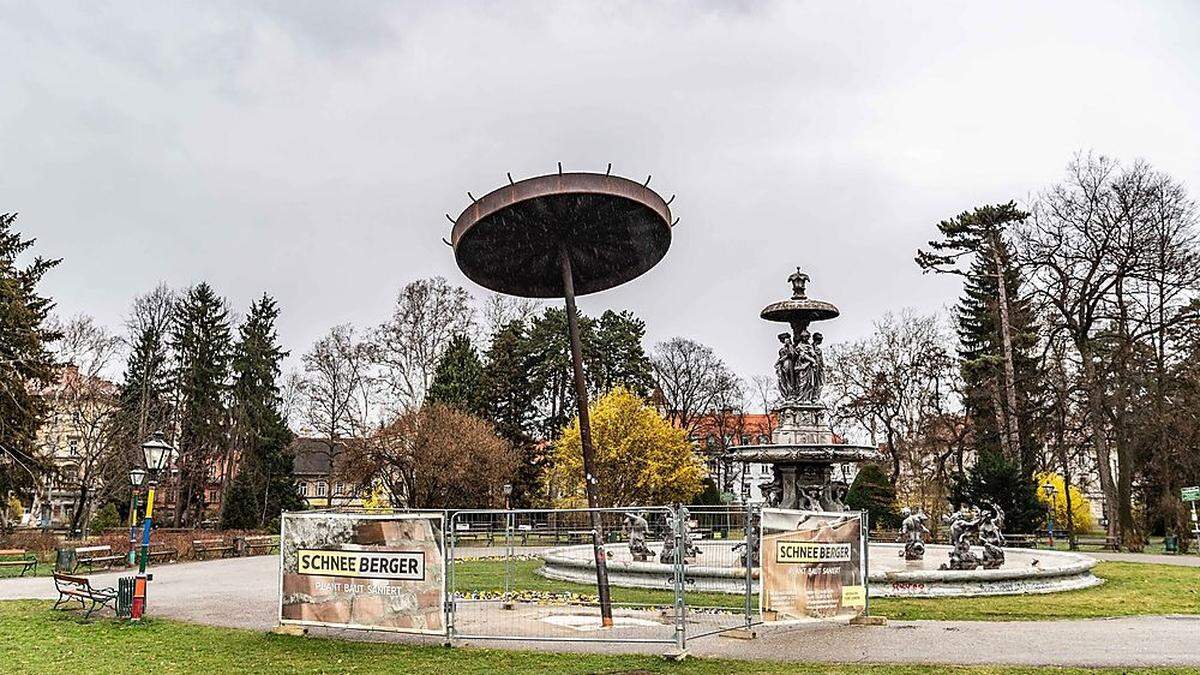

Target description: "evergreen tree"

left=0, top=213, right=60, bottom=501
left=846, top=463, right=901, bottom=529
left=115, top=286, right=175, bottom=450
left=591, top=310, right=656, bottom=398
left=426, top=334, right=485, bottom=415
left=221, top=295, right=300, bottom=530
left=482, top=321, right=541, bottom=507
left=170, top=282, right=233, bottom=526
left=950, top=450, right=1043, bottom=533
left=917, top=202, right=1042, bottom=474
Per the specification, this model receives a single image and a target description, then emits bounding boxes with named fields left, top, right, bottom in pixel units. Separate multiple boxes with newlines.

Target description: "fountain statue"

left=622, top=512, right=652, bottom=562
left=898, top=507, right=930, bottom=561
left=940, top=503, right=1006, bottom=570
left=658, top=512, right=701, bottom=564
left=725, top=268, right=879, bottom=510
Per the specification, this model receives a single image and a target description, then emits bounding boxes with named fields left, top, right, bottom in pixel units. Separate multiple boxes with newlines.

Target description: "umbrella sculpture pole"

left=559, top=247, right=614, bottom=626
left=450, top=170, right=674, bottom=629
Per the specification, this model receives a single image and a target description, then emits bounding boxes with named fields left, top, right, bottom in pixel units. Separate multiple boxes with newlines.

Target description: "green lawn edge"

left=3, top=599, right=1196, bottom=675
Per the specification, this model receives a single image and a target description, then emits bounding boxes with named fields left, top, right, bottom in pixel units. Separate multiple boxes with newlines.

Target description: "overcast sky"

left=3, top=1, right=1198, bottom=386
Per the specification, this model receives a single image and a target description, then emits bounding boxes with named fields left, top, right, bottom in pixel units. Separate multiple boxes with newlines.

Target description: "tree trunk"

left=1079, top=346, right=1119, bottom=541
left=69, top=485, right=89, bottom=536
left=989, top=230, right=1023, bottom=472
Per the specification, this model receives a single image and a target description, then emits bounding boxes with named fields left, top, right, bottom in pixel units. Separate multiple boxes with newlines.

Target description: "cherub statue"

left=899, top=507, right=930, bottom=561
left=623, top=512, right=652, bottom=562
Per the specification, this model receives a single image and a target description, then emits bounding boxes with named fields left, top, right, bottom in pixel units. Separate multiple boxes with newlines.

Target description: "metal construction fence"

left=278, top=504, right=867, bottom=651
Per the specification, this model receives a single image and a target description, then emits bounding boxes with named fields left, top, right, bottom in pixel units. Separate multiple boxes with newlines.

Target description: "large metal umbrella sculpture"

left=450, top=169, right=674, bottom=626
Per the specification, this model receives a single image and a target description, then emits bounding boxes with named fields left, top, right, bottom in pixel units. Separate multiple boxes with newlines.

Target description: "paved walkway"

left=4, top=556, right=1199, bottom=668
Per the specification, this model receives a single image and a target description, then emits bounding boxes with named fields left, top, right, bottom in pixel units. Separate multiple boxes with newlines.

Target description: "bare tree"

left=478, top=293, right=541, bottom=342
left=278, top=368, right=307, bottom=432
left=1018, top=153, right=1200, bottom=547
left=338, top=402, right=517, bottom=508
left=650, top=337, right=739, bottom=431
left=45, top=315, right=123, bottom=534
left=302, top=325, right=375, bottom=500
left=373, top=277, right=475, bottom=410
left=749, top=374, right=779, bottom=434
left=826, top=310, right=958, bottom=493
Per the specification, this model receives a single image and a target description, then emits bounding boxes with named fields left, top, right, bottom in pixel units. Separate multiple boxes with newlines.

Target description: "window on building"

left=333, top=482, right=344, bottom=496
left=316, top=481, right=327, bottom=497
left=67, top=438, right=80, bottom=456
left=302, top=482, right=312, bottom=497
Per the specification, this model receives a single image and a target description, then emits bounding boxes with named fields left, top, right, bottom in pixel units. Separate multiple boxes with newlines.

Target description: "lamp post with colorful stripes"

left=127, top=468, right=147, bottom=566
left=131, top=431, right=173, bottom=621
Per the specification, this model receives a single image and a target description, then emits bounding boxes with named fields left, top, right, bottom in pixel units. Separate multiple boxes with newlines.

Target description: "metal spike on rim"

left=666, top=194, right=675, bottom=205
left=558, top=162, right=563, bottom=175
left=442, top=237, right=452, bottom=246
left=445, top=214, right=455, bottom=224
left=507, top=172, right=515, bottom=185
left=671, top=217, right=680, bottom=227
left=606, top=163, right=612, bottom=176
left=643, top=175, right=652, bottom=187
left=467, top=191, right=476, bottom=202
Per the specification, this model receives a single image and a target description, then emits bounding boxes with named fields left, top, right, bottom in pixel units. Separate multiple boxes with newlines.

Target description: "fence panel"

left=447, top=507, right=680, bottom=644
left=279, top=510, right=447, bottom=635
left=758, top=508, right=867, bottom=623
left=680, top=505, right=759, bottom=639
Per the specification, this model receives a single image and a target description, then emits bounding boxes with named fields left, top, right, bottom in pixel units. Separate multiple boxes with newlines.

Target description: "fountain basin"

left=537, top=541, right=1101, bottom=598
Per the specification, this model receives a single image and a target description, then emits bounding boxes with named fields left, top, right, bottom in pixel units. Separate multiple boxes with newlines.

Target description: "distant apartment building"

left=26, top=365, right=119, bottom=530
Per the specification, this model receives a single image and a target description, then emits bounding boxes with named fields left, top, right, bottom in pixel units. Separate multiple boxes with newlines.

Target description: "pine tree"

left=917, top=202, right=1042, bottom=474
left=0, top=213, right=60, bottom=501
left=170, top=282, right=233, bottom=526
left=481, top=320, right=540, bottom=506
left=221, top=295, right=300, bottom=530
left=426, top=334, right=485, bottom=415
left=115, top=286, right=175, bottom=450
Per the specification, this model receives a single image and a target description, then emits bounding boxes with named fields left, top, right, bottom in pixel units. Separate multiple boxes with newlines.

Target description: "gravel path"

left=4, top=555, right=1199, bottom=667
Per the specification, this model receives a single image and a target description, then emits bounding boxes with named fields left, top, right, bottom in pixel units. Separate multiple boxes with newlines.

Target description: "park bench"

left=72, top=545, right=124, bottom=572
left=240, top=535, right=280, bottom=556
left=1074, top=535, right=1120, bottom=551
left=453, top=524, right=495, bottom=546
left=869, top=530, right=903, bottom=543
left=1005, top=534, right=1039, bottom=549
left=146, top=545, right=178, bottom=564
left=53, top=572, right=118, bottom=618
left=0, top=549, right=37, bottom=576
left=192, top=537, right=235, bottom=559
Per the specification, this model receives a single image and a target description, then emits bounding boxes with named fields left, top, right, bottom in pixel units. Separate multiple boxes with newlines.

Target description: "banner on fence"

left=759, top=508, right=866, bottom=622
left=279, top=511, right=446, bottom=635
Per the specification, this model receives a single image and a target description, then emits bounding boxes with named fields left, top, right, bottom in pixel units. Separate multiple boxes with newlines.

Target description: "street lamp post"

left=1042, top=483, right=1058, bottom=546
left=131, top=431, right=173, bottom=621
left=127, top=468, right=147, bottom=566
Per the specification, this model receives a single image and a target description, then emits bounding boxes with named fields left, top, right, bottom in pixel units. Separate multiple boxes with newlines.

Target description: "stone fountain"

left=724, top=268, right=878, bottom=511
left=536, top=267, right=1102, bottom=600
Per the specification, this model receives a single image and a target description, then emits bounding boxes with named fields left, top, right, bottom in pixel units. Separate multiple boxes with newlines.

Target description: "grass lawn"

left=0, top=560, right=49, bottom=579
left=874, top=561, right=1200, bottom=620
left=2, top=599, right=1195, bottom=675
left=455, top=559, right=1200, bottom=620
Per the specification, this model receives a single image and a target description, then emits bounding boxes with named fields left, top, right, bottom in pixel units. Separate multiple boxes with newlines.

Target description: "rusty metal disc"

left=451, top=172, right=672, bottom=298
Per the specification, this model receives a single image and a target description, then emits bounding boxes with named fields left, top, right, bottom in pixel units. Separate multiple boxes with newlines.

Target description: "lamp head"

left=129, top=467, right=148, bottom=488
left=141, top=431, right=174, bottom=474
